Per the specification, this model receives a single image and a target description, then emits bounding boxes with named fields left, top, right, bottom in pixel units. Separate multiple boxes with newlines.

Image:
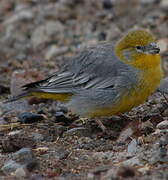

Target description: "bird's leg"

left=95, top=119, right=106, bottom=132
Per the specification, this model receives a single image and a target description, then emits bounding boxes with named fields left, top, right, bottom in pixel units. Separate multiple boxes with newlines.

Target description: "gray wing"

left=23, top=43, right=139, bottom=94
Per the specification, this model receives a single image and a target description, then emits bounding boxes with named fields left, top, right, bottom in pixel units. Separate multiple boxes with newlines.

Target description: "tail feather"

left=4, top=91, right=31, bottom=103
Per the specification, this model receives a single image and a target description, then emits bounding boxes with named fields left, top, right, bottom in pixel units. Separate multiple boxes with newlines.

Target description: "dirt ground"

left=0, top=0, right=168, bottom=179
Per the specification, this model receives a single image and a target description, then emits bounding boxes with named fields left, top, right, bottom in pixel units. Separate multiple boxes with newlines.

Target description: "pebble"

left=15, top=167, right=27, bottom=178
left=1, top=160, right=21, bottom=174
left=31, top=21, right=64, bottom=49
left=93, top=152, right=114, bottom=162
left=0, top=117, right=7, bottom=125
left=160, top=0, right=168, bottom=7
left=122, top=157, right=142, bottom=166
left=156, top=120, right=168, bottom=129
left=45, top=46, right=69, bottom=60
left=0, top=85, right=9, bottom=94
left=127, top=139, right=137, bottom=155
left=54, top=111, right=71, bottom=125
left=12, top=148, right=36, bottom=165
left=31, top=132, right=44, bottom=142
left=102, top=0, right=114, bottom=9
left=18, top=112, right=44, bottom=123
left=12, top=148, right=37, bottom=171
left=63, top=127, right=92, bottom=137
left=117, top=165, right=136, bottom=178
left=4, top=9, right=33, bottom=25
left=157, top=38, right=168, bottom=53
left=1, top=148, right=37, bottom=175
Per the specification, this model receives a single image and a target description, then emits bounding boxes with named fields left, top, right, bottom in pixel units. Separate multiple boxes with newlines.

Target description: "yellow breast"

left=89, top=55, right=163, bottom=117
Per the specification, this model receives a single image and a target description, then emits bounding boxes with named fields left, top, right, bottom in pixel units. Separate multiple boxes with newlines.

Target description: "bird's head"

left=115, top=29, right=161, bottom=69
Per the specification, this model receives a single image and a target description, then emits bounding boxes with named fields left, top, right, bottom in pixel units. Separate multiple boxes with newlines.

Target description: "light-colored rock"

left=1, top=160, right=21, bottom=174
left=157, top=38, right=168, bottom=53
left=31, top=21, right=64, bottom=48
left=160, top=0, right=168, bottom=7
left=156, top=120, right=168, bottom=129
left=4, top=9, right=33, bottom=25
left=122, top=156, right=141, bottom=166
left=15, top=167, right=27, bottom=178
left=127, top=139, right=137, bottom=155
left=45, top=46, right=68, bottom=60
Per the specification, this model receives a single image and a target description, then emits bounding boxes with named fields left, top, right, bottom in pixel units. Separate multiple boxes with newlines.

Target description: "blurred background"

left=0, top=0, right=168, bottom=91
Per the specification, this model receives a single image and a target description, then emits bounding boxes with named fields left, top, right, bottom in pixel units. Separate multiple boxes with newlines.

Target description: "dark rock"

left=98, top=31, right=107, bottom=41
left=0, top=85, right=9, bottom=94
left=102, top=0, right=113, bottom=9
left=117, top=166, right=136, bottom=178
left=18, top=112, right=43, bottom=123
left=54, top=111, right=71, bottom=125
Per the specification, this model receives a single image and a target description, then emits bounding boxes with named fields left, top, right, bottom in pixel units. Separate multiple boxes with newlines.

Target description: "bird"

left=6, top=29, right=163, bottom=131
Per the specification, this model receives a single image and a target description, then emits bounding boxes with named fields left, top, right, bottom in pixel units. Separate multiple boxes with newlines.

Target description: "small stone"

left=1, top=160, right=21, bottom=174
left=157, top=38, right=168, bottom=53
left=31, top=21, right=64, bottom=49
left=127, top=139, right=137, bottom=155
left=15, top=167, right=27, bottom=178
left=31, top=132, right=44, bottom=142
left=122, top=157, right=141, bottom=166
left=117, top=166, right=136, bottom=178
left=12, top=148, right=37, bottom=171
left=0, top=85, right=9, bottom=94
left=12, top=148, right=34, bottom=164
left=4, top=9, right=33, bottom=25
left=156, top=120, right=168, bottom=129
left=0, top=117, right=7, bottom=125
left=54, top=111, right=71, bottom=125
left=102, top=0, right=113, bottom=9
left=93, top=152, right=114, bottom=162
left=98, top=31, right=107, bottom=41
left=138, top=164, right=150, bottom=175
left=18, top=112, right=44, bottom=123
left=160, top=0, right=168, bottom=7
left=45, top=46, right=68, bottom=60
left=8, top=130, right=22, bottom=136
left=63, top=127, right=92, bottom=137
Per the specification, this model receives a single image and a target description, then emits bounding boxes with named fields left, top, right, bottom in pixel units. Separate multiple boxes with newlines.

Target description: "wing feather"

left=23, top=43, right=138, bottom=94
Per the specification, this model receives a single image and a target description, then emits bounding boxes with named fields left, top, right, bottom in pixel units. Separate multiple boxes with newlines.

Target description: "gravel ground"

left=0, top=0, right=168, bottom=179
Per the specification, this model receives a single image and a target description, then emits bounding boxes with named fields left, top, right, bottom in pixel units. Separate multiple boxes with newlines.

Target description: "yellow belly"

left=89, top=65, right=163, bottom=117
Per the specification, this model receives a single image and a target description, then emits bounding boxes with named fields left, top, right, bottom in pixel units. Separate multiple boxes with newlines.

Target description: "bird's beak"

left=146, top=42, right=160, bottom=54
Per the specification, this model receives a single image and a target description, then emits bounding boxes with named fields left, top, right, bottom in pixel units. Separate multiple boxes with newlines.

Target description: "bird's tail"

left=4, top=91, right=31, bottom=103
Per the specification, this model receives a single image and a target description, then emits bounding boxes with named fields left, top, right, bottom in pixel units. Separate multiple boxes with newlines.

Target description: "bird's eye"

left=136, top=46, right=142, bottom=50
